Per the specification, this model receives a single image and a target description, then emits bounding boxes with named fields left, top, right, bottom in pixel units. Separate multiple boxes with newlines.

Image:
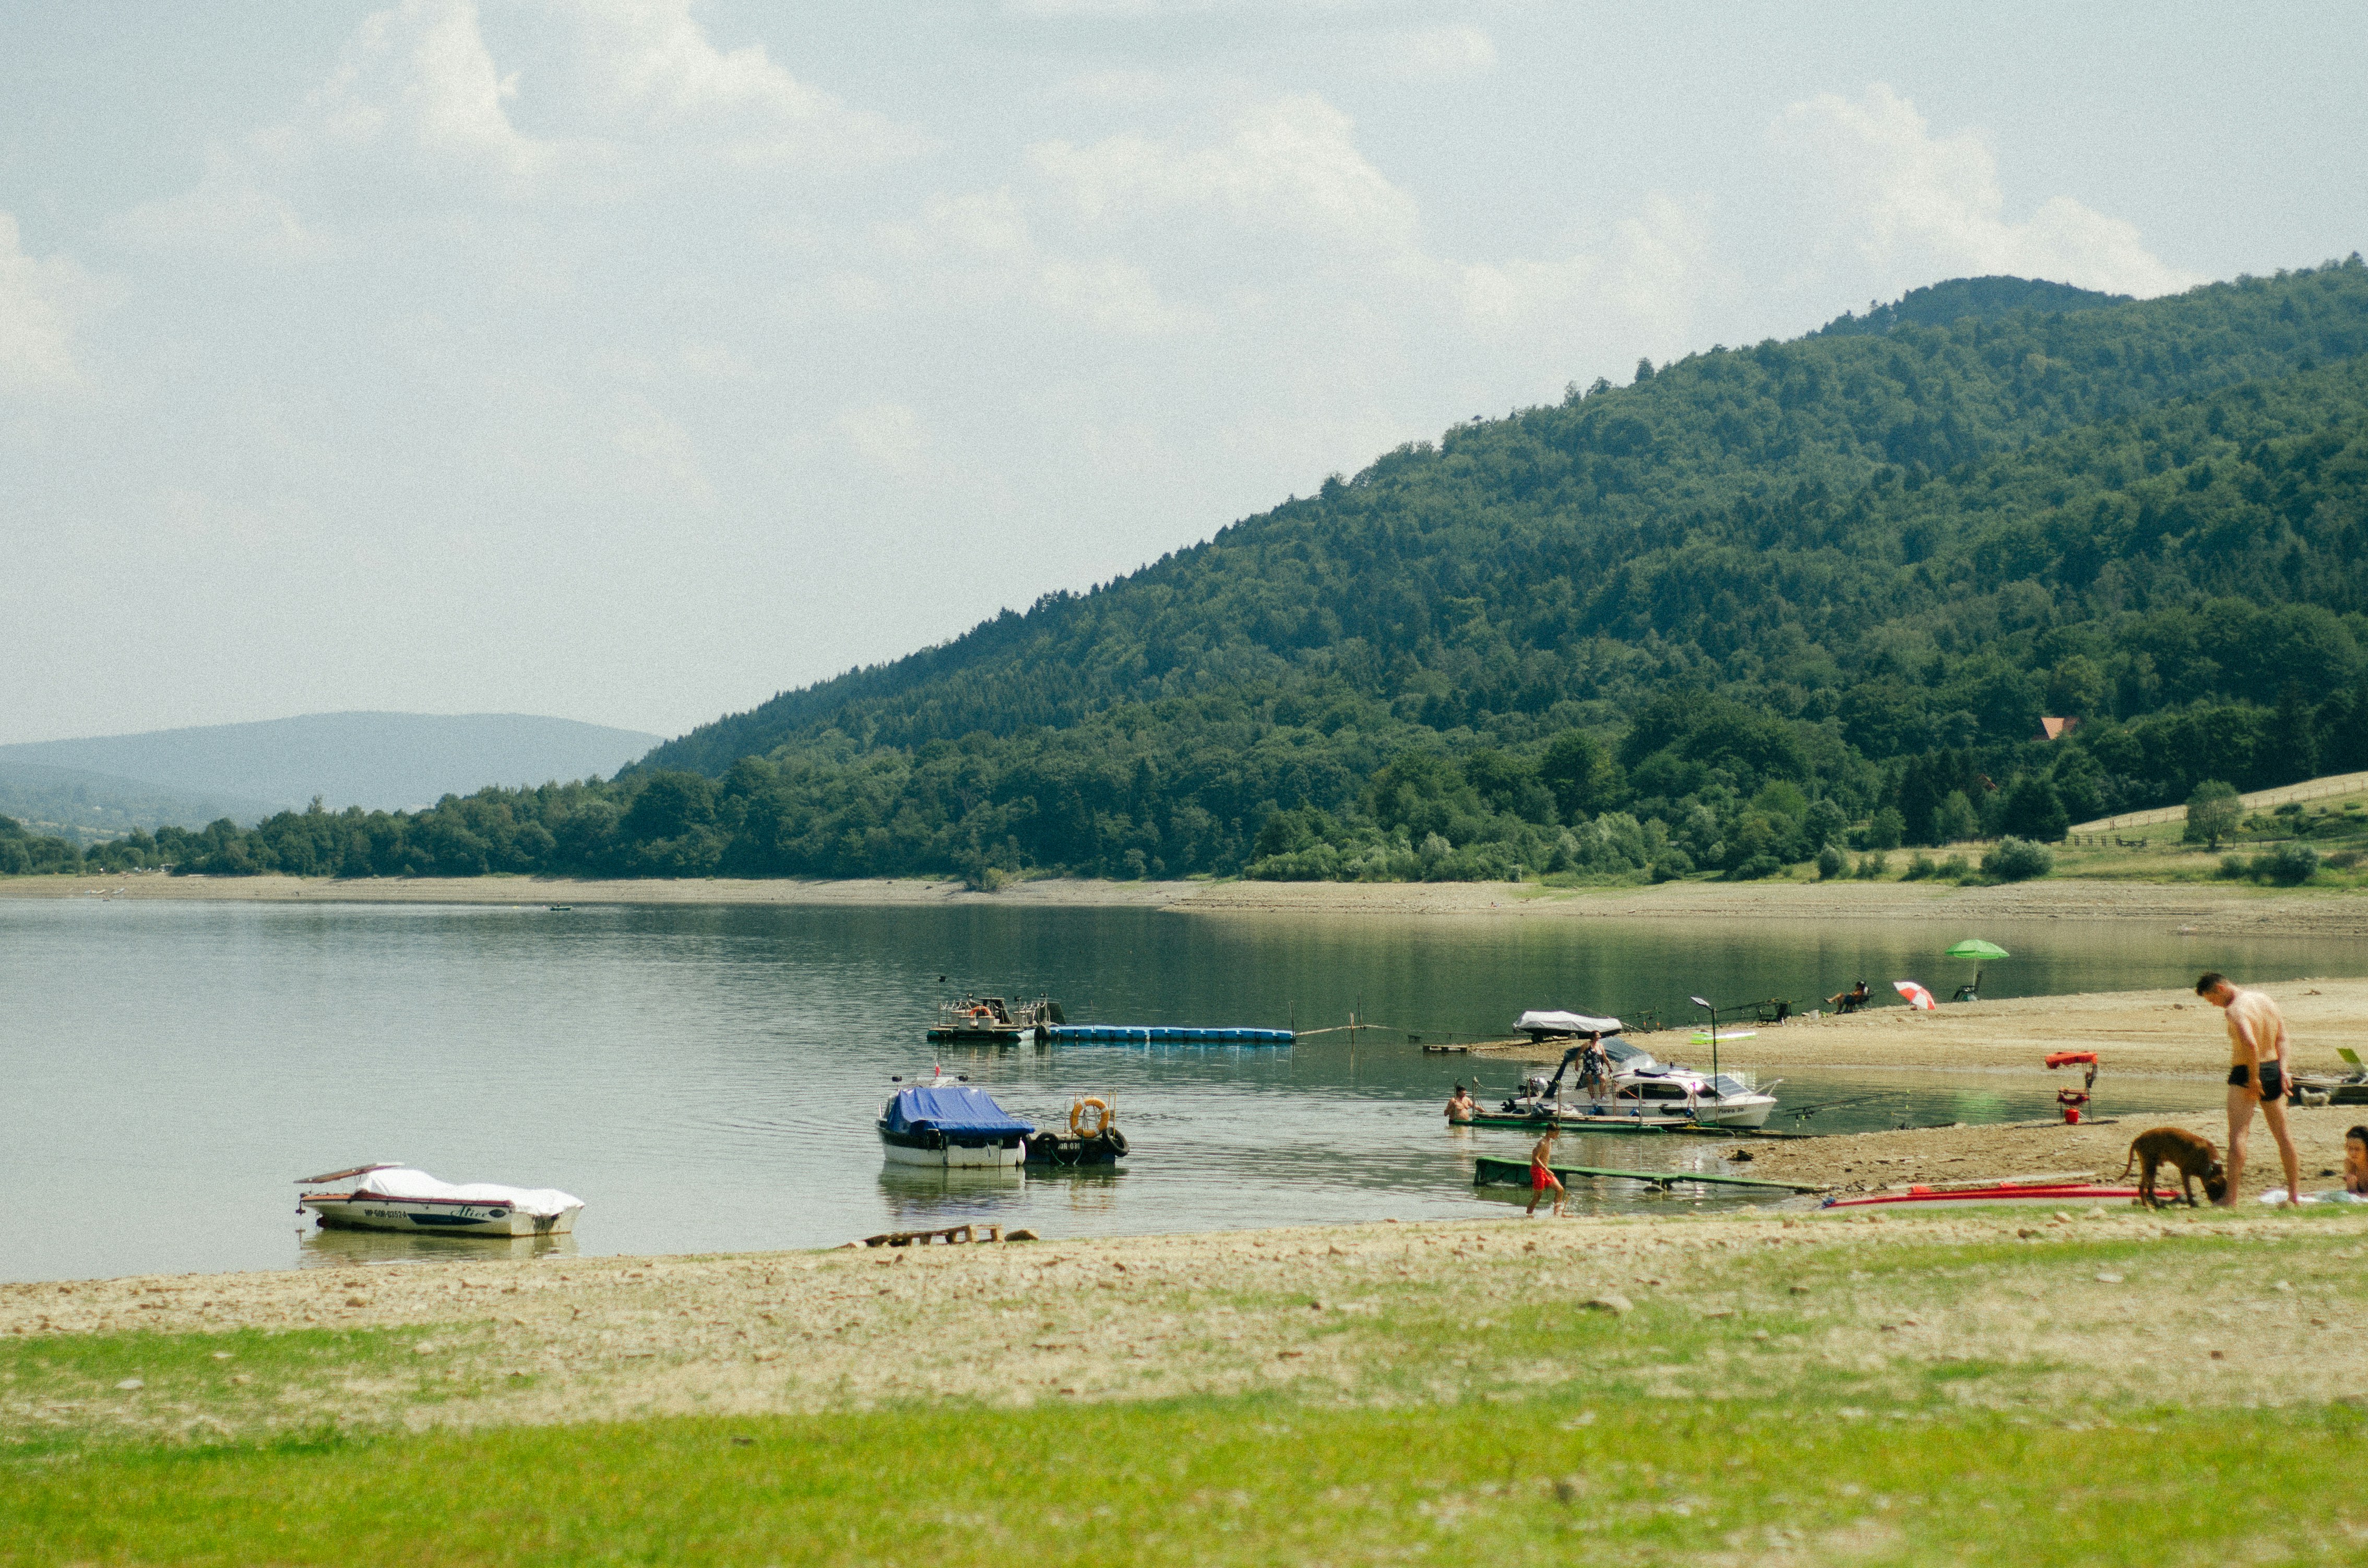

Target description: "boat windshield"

left=1709, top=1074, right=1754, bottom=1098
left=1604, top=1036, right=1652, bottom=1067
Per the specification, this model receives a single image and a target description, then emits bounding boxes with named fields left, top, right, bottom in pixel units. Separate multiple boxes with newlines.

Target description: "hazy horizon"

left=4, top=1, right=2362, bottom=745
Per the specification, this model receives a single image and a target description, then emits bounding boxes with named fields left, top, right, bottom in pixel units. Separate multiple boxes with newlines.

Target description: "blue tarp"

left=882, top=1085, right=1033, bottom=1135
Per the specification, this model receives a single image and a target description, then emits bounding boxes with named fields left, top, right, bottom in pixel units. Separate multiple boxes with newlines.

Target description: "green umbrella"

left=1945, top=938, right=2010, bottom=960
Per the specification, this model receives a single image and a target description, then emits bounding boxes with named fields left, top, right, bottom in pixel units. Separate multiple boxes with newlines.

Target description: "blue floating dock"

left=1045, top=1025, right=1294, bottom=1045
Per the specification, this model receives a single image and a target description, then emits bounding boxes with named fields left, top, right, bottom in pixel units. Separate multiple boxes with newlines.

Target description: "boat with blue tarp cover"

left=877, top=1082, right=1034, bottom=1168
left=1044, top=1025, right=1293, bottom=1044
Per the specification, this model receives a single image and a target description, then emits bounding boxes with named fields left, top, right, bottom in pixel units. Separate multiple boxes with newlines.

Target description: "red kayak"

left=1822, top=1183, right=2145, bottom=1210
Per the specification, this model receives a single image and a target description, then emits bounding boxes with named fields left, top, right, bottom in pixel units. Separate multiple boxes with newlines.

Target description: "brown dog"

left=2120, top=1127, right=2229, bottom=1208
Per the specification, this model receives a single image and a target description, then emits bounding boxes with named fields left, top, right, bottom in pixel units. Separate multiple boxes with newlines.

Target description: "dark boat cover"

left=882, top=1085, right=1034, bottom=1135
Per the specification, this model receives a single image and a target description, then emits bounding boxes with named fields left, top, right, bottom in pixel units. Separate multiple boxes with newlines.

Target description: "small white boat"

left=297, top=1164, right=584, bottom=1237
left=1502, top=1062, right=1781, bottom=1131
left=877, top=1082, right=1034, bottom=1168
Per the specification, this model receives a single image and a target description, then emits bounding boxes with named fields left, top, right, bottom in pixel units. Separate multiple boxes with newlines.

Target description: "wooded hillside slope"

left=23, top=261, right=2367, bottom=883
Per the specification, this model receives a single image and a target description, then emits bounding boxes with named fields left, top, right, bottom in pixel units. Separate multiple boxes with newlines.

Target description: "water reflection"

left=298, top=1228, right=577, bottom=1268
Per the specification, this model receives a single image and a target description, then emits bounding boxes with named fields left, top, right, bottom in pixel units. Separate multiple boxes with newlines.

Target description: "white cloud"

left=884, top=188, right=1200, bottom=336
left=1031, top=95, right=1418, bottom=249
left=558, top=0, right=930, bottom=165
left=315, top=0, right=554, bottom=179
left=1773, top=83, right=2200, bottom=298
left=0, top=213, right=102, bottom=393
left=112, top=147, right=328, bottom=265
left=1453, top=194, right=1720, bottom=365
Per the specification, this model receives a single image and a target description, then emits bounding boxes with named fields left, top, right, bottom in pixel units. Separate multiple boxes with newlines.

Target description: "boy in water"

left=2197, top=972, right=2303, bottom=1207
left=1526, top=1126, right=1566, bottom=1217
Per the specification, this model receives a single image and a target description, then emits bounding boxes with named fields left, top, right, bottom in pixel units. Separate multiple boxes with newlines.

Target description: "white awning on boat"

left=1516, top=1009, right=1623, bottom=1036
left=355, top=1167, right=583, bottom=1218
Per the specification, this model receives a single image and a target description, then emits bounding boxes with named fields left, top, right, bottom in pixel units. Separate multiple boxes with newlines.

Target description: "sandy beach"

left=10, top=868, right=2368, bottom=933
left=1489, top=977, right=2368, bottom=1079
left=11, top=1204, right=2368, bottom=1450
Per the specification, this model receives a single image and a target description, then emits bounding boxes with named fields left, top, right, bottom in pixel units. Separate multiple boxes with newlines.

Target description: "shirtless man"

left=1526, top=1127, right=1566, bottom=1217
left=2345, top=1126, right=2368, bottom=1196
left=2197, top=972, right=2302, bottom=1206
left=1445, top=1084, right=1477, bottom=1126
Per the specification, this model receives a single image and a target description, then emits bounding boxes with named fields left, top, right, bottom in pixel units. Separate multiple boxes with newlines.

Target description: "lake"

left=6, top=897, right=2361, bottom=1283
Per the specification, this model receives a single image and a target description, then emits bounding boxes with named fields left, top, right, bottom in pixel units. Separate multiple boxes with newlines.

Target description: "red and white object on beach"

left=1894, top=980, right=1937, bottom=1011
left=1822, top=1183, right=2144, bottom=1211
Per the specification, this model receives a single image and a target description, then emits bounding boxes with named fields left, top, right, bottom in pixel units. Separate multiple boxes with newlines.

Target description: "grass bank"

left=7, top=1394, right=2362, bottom=1567
left=10, top=1213, right=2368, bottom=1562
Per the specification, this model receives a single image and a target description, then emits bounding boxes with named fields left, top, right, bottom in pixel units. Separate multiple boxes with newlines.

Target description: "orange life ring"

left=1070, top=1097, right=1113, bottom=1138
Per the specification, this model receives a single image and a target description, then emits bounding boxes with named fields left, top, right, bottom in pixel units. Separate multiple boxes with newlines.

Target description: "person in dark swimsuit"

left=2198, top=972, right=2301, bottom=1207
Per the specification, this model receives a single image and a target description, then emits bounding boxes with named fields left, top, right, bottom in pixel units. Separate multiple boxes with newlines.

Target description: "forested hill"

left=650, top=262, right=2361, bottom=780
left=34, top=258, right=2368, bottom=884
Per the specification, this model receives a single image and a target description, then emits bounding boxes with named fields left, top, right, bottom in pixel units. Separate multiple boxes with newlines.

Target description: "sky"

left=2, top=2, right=2362, bottom=746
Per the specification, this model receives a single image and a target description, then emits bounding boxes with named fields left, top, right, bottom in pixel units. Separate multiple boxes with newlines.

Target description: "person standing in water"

left=1526, top=1126, right=1565, bottom=1217
left=1445, top=1084, right=1477, bottom=1125
left=2197, top=972, right=2302, bottom=1206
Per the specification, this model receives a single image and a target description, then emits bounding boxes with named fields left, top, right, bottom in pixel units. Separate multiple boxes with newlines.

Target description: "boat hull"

left=877, top=1126, right=1027, bottom=1168
left=1479, top=1097, right=1777, bottom=1131
left=1025, top=1130, right=1128, bottom=1167
left=301, top=1196, right=580, bottom=1236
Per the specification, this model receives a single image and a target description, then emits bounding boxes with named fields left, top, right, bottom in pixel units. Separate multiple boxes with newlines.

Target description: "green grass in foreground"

left=6, top=1395, right=2365, bottom=1567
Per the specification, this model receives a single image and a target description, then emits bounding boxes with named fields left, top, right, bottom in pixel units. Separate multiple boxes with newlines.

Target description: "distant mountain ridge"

left=0, top=760, right=282, bottom=847
left=0, top=712, right=662, bottom=818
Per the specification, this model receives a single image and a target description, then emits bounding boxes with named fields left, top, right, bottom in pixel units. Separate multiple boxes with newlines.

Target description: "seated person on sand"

left=1826, top=979, right=1871, bottom=1014
left=2348, top=1126, right=2368, bottom=1195
left=1446, top=1084, right=1477, bottom=1125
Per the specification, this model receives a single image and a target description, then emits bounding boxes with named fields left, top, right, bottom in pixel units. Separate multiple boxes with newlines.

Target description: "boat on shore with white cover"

left=297, top=1164, right=585, bottom=1237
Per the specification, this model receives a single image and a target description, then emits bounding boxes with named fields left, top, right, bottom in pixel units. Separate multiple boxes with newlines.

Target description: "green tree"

left=2045, top=656, right=2106, bottom=718
left=1998, top=774, right=2068, bottom=841
left=1934, top=791, right=1981, bottom=844
left=2270, top=680, right=2321, bottom=782
left=2183, top=780, right=2242, bottom=850
left=1539, top=731, right=1621, bottom=822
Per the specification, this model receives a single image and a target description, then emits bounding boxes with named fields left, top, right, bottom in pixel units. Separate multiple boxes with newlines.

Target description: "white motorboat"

left=1501, top=1061, right=1781, bottom=1131
left=297, top=1164, right=584, bottom=1236
left=877, top=1081, right=1034, bottom=1168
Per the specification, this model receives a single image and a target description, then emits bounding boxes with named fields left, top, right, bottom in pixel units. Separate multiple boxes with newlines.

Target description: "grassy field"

left=9, top=1215, right=2368, bottom=1564
left=6, top=1394, right=2363, bottom=1567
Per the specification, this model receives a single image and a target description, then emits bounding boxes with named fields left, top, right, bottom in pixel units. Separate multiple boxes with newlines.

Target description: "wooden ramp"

left=1472, top=1155, right=1827, bottom=1195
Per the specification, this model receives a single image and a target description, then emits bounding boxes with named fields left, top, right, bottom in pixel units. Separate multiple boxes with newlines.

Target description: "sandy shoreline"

left=1484, top=978, right=2368, bottom=1079
left=9, top=869, right=2368, bottom=932
left=10, top=1206, right=2367, bottom=1450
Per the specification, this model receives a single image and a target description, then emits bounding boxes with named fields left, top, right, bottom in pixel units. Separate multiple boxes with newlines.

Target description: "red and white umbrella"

left=1894, top=980, right=1937, bottom=1012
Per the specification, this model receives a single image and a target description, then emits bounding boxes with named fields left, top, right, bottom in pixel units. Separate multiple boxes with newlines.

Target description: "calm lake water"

left=6, top=899, right=2363, bottom=1283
